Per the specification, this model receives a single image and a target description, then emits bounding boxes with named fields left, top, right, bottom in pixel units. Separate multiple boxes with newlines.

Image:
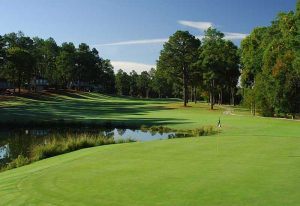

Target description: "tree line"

left=157, top=28, right=240, bottom=109
left=0, top=30, right=240, bottom=106
left=0, top=1, right=299, bottom=117
left=0, top=28, right=273, bottom=111
left=240, top=1, right=300, bottom=118
left=0, top=32, right=115, bottom=93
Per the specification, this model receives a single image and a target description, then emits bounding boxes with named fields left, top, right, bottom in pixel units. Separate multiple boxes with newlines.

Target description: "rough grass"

left=3, top=155, right=30, bottom=171
left=140, top=125, right=216, bottom=137
left=0, top=92, right=299, bottom=205
left=30, top=134, right=134, bottom=161
left=1, top=133, right=135, bottom=172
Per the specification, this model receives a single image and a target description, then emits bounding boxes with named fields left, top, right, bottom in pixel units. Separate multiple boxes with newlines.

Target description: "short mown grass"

left=0, top=92, right=299, bottom=205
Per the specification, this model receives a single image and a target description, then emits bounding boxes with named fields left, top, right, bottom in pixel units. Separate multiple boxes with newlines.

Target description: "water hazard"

left=0, top=127, right=177, bottom=168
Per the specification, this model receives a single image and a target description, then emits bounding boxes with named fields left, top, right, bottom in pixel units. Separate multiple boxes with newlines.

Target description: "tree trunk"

left=253, top=100, right=256, bottom=116
left=210, top=91, right=213, bottom=110
left=218, top=92, right=221, bottom=105
left=230, top=87, right=235, bottom=106
left=190, top=86, right=193, bottom=102
left=210, top=80, right=214, bottom=110
left=34, top=78, right=37, bottom=93
left=194, top=86, right=197, bottom=104
left=18, top=73, right=21, bottom=94
left=253, top=82, right=256, bottom=116
left=183, top=66, right=188, bottom=107
left=146, top=89, right=149, bottom=99
left=221, top=90, right=223, bottom=105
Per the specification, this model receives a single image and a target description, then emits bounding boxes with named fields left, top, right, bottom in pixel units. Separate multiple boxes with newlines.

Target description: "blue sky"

left=0, top=0, right=297, bottom=73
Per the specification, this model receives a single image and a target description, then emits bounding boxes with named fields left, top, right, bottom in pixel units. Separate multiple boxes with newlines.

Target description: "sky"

left=0, top=0, right=297, bottom=73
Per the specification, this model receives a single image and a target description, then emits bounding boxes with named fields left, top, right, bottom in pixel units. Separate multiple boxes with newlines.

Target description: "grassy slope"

left=0, top=93, right=299, bottom=206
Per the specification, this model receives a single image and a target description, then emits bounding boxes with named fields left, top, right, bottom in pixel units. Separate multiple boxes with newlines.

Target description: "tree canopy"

left=240, top=1, right=300, bottom=117
left=157, top=31, right=200, bottom=106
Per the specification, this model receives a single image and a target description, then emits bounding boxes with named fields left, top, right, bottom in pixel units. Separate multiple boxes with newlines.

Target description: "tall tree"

left=137, top=71, right=151, bottom=98
left=55, top=42, right=76, bottom=87
left=240, top=27, right=268, bottom=114
left=157, top=31, right=200, bottom=106
left=129, top=70, right=139, bottom=97
left=240, top=1, right=300, bottom=117
left=32, top=37, right=59, bottom=86
left=5, top=47, right=35, bottom=93
left=150, top=68, right=171, bottom=98
left=2, top=32, right=35, bottom=93
left=223, top=41, right=240, bottom=105
left=115, top=69, right=130, bottom=96
left=0, top=35, right=5, bottom=73
left=100, top=59, right=115, bottom=93
left=199, top=28, right=226, bottom=109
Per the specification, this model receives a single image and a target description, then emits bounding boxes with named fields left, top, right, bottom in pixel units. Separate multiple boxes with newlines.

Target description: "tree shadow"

left=0, top=94, right=190, bottom=128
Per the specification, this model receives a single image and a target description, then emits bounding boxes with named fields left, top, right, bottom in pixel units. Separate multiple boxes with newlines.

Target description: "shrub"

left=4, top=155, right=31, bottom=170
left=141, top=125, right=216, bottom=137
left=31, top=134, right=135, bottom=161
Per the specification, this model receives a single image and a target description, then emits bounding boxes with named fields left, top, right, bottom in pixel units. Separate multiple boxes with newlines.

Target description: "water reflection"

left=0, top=127, right=176, bottom=168
left=0, top=144, right=9, bottom=159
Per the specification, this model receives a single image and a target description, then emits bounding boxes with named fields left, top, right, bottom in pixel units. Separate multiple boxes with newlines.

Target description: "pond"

left=0, top=127, right=177, bottom=168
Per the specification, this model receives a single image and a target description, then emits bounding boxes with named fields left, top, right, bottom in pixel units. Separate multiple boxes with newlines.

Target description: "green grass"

left=0, top=92, right=299, bottom=205
left=1, top=134, right=135, bottom=172
left=0, top=92, right=181, bottom=127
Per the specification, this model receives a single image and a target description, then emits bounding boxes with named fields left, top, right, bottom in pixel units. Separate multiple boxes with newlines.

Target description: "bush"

left=31, top=134, right=135, bottom=161
left=141, top=125, right=216, bottom=137
left=4, top=155, right=31, bottom=171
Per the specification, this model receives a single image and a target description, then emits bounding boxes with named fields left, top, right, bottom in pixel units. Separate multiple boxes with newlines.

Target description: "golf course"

left=0, top=93, right=299, bottom=205
left=1, top=1, right=300, bottom=205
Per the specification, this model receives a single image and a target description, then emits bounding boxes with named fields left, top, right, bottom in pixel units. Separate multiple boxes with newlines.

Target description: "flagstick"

left=217, top=117, right=221, bottom=155
left=217, top=127, right=219, bottom=154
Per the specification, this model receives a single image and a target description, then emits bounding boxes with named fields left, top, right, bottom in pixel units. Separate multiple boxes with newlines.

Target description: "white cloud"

left=111, top=61, right=155, bottom=74
left=178, top=20, right=248, bottom=40
left=224, top=32, right=248, bottom=40
left=94, top=22, right=247, bottom=48
left=94, top=38, right=168, bottom=46
left=196, top=33, right=248, bottom=41
left=195, top=35, right=204, bottom=40
left=178, top=20, right=213, bottom=31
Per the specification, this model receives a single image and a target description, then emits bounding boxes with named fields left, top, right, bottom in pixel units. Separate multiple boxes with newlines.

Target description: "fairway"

left=1, top=1, right=300, bottom=205
left=0, top=94, right=299, bottom=205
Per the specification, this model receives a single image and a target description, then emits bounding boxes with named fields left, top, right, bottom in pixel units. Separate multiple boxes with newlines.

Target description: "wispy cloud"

left=224, top=32, right=248, bottom=40
left=178, top=20, right=213, bottom=31
left=179, top=20, right=248, bottom=40
left=195, top=35, right=204, bottom=40
left=111, top=61, right=155, bottom=74
left=195, top=33, right=247, bottom=41
left=94, top=21, right=247, bottom=48
left=94, top=38, right=168, bottom=46
left=196, top=33, right=248, bottom=40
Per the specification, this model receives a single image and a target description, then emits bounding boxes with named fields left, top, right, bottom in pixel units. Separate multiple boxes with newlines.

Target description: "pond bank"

left=0, top=125, right=217, bottom=172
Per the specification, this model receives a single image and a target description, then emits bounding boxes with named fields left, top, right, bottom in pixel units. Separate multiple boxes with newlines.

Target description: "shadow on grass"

left=0, top=93, right=188, bottom=128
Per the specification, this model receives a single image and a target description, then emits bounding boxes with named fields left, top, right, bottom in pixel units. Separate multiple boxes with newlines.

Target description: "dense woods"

left=240, top=1, right=300, bottom=118
left=157, top=28, right=240, bottom=109
left=0, top=29, right=240, bottom=105
left=0, top=32, right=115, bottom=94
left=0, top=1, right=299, bottom=117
